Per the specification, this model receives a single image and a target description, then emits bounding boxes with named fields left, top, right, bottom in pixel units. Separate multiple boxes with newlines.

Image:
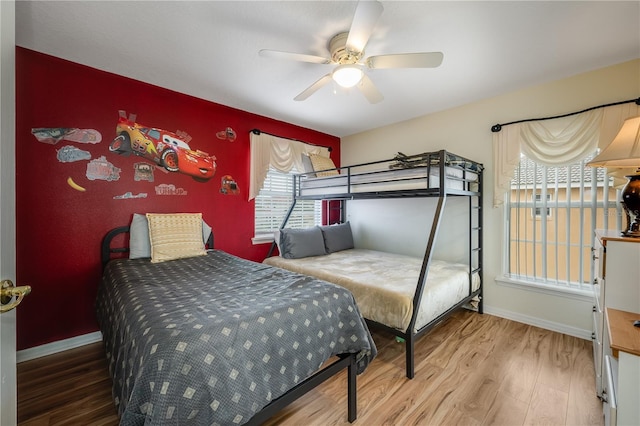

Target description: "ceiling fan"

left=259, top=0, right=443, bottom=104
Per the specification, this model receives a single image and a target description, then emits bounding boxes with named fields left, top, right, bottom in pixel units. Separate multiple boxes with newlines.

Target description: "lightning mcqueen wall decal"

left=109, top=113, right=217, bottom=182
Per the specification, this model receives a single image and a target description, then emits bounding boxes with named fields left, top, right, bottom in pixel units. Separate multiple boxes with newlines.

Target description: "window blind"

left=254, top=167, right=320, bottom=238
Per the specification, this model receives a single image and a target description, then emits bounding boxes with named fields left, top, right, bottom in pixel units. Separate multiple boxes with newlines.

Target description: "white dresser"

left=591, top=230, right=640, bottom=425
left=604, top=308, right=640, bottom=426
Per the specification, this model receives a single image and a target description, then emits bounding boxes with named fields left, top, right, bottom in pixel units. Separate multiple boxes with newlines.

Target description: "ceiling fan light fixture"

left=332, top=64, right=364, bottom=88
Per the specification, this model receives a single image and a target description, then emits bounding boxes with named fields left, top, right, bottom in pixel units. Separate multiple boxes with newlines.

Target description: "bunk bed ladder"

left=470, top=167, right=483, bottom=314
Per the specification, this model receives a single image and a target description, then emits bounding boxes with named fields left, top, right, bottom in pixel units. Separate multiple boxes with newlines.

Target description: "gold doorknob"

left=0, top=279, right=31, bottom=314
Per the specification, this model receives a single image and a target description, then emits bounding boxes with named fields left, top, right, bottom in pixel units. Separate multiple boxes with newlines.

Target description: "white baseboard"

left=483, top=305, right=592, bottom=340
left=17, top=331, right=103, bottom=363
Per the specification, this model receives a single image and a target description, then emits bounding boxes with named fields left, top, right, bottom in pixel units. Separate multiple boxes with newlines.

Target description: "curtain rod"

left=490, top=97, right=640, bottom=133
left=250, top=129, right=332, bottom=152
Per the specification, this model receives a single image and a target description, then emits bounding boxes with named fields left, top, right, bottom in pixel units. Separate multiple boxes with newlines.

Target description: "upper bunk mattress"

left=264, top=249, right=480, bottom=333
left=298, top=166, right=478, bottom=196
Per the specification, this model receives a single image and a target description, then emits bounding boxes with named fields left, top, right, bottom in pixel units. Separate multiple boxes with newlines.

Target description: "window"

left=253, top=166, right=321, bottom=242
left=531, top=192, right=553, bottom=219
left=147, top=129, right=160, bottom=140
left=505, top=152, right=621, bottom=291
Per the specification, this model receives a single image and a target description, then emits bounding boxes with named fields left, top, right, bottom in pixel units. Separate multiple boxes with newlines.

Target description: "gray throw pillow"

left=320, top=222, right=354, bottom=253
left=280, top=227, right=326, bottom=259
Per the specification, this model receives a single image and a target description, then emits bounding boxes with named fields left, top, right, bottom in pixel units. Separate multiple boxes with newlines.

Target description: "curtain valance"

left=249, top=132, right=330, bottom=200
left=493, top=102, right=640, bottom=207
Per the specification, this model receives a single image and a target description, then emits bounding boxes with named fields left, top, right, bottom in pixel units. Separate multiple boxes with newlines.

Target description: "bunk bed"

left=97, top=218, right=376, bottom=425
left=263, top=150, right=483, bottom=379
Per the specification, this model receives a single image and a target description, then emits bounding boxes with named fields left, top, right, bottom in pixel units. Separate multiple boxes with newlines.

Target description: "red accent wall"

left=15, top=48, right=340, bottom=351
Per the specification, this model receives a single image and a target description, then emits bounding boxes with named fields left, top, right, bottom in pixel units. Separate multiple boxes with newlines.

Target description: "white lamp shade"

left=332, top=65, right=364, bottom=88
left=588, top=115, right=640, bottom=168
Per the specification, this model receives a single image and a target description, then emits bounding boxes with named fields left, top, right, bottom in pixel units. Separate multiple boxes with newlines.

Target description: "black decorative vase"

left=621, top=174, right=640, bottom=237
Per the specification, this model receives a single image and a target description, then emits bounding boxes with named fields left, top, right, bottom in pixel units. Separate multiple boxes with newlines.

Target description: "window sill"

left=495, top=276, right=594, bottom=302
left=251, top=235, right=274, bottom=245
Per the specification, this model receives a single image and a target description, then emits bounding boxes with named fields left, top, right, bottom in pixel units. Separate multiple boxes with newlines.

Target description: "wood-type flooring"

left=17, top=310, right=603, bottom=425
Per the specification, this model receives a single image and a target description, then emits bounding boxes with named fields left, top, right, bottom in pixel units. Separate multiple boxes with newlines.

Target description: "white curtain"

left=249, top=132, right=330, bottom=200
left=493, top=103, right=640, bottom=207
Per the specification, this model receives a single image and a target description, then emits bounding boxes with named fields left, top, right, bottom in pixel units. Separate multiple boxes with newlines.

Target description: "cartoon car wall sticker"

left=56, top=145, right=91, bottom=163
left=32, top=128, right=102, bottom=145
left=109, top=115, right=217, bottom=182
left=216, top=127, right=237, bottom=142
left=113, top=192, right=147, bottom=200
left=134, top=162, right=154, bottom=182
left=86, top=156, right=121, bottom=181
left=220, top=175, right=239, bottom=195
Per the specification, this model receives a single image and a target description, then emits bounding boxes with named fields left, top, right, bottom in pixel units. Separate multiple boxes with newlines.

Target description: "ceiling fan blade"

left=259, top=49, right=331, bottom=65
left=294, top=74, right=333, bottom=101
left=367, top=52, right=444, bottom=69
left=346, top=0, right=384, bottom=54
left=357, top=74, right=383, bottom=104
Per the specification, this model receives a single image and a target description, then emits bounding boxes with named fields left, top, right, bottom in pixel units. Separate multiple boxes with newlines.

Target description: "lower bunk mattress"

left=264, top=249, right=481, bottom=333
left=96, top=250, right=376, bottom=425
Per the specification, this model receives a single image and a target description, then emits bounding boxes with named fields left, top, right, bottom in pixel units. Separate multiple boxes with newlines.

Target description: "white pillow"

left=129, top=213, right=151, bottom=259
left=274, top=229, right=282, bottom=255
left=129, top=213, right=212, bottom=259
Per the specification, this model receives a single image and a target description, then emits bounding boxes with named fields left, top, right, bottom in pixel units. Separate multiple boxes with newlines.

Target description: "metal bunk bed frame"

left=268, top=149, right=484, bottom=379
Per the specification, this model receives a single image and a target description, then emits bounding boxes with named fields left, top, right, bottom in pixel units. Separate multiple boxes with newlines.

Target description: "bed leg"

left=405, top=335, right=415, bottom=379
left=478, top=294, right=484, bottom=314
left=347, top=356, right=357, bottom=422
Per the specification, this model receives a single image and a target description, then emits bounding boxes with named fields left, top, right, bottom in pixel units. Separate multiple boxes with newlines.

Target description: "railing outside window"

left=505, top=153, right=622, bottom=291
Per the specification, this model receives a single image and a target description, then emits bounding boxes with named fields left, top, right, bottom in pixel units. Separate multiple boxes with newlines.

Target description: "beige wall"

left=341, top=59, right=640, bottom=338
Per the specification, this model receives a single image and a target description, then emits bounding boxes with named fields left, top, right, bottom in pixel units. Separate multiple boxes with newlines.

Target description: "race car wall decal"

left=216, top=126, right=237, bottom=142
left=113, top=192, right=148, bottom=200
left=56, top=145, right=91, bottom=163
left=32, top=128, right=102, bottom=145
left=109, top=112, right=217, bottom=182
left=134, top=162, right=155, bottom=182
left=220, top=175, right=239, bottom=195
left=86, top=156, right=121, bottom=181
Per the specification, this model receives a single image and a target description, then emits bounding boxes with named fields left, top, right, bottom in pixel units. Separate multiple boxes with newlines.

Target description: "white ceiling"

left=15, top=1, right=640, bottom=137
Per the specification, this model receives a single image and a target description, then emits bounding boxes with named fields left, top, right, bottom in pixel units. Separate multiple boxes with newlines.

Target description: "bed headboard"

left=101, top=226, right=215, bottom=270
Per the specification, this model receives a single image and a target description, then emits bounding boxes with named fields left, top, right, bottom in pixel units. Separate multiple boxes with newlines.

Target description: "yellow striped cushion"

left=147, top=213, right=206, bottom=263
left=309, top=154, right=339, bottom=177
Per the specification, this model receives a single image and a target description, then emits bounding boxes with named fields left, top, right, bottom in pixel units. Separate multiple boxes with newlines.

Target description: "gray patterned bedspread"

left=96, top=250, right=376, bottom=425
